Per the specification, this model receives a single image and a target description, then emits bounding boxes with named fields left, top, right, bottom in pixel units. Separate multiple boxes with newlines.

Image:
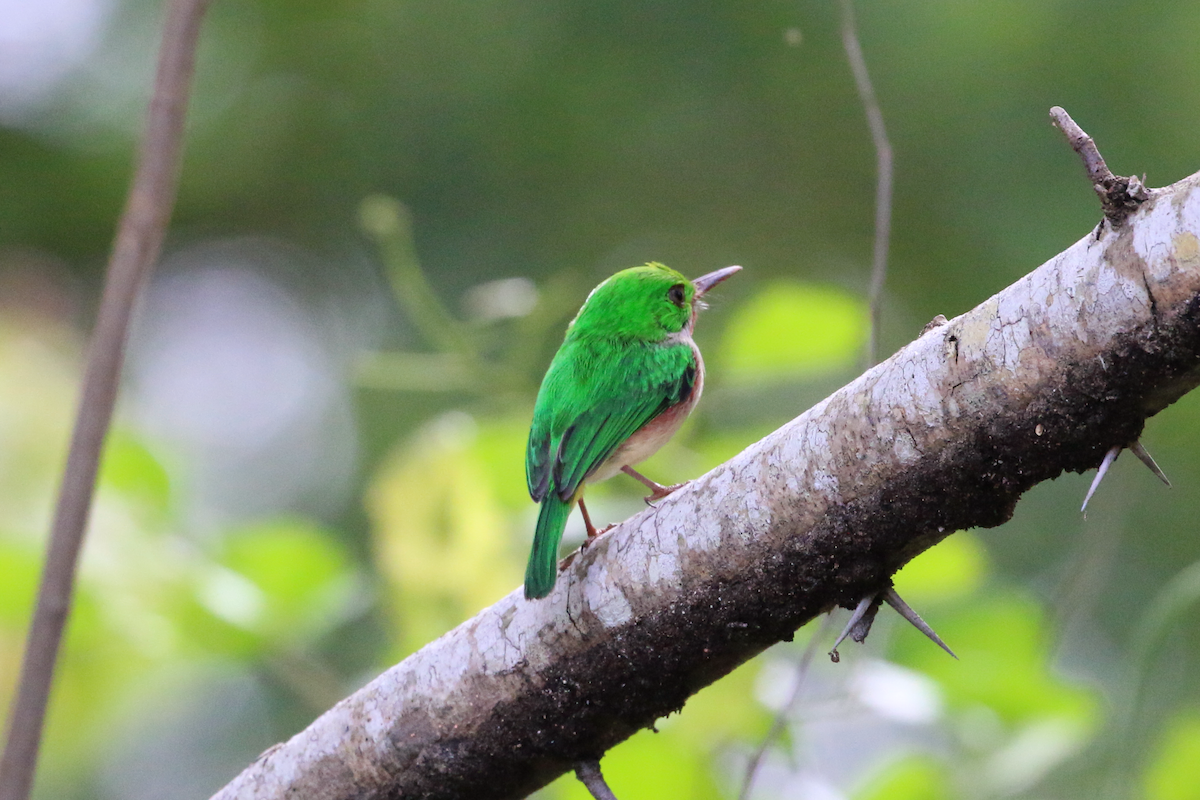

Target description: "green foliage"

left=718, top=281, right=867, bottom=382
left=894, top=531, right=987, bottom=603
left=1143, top=709, right=1200, bottom=800
left=855, top=756, right=953, bottom=800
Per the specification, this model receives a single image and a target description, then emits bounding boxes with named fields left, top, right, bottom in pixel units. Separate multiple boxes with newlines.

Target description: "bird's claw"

left=643, top=482, right=686, bottom=507
left=580, top=523, right=616, bottom=549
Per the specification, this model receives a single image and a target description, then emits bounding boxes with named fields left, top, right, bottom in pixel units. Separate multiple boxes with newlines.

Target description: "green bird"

left=524, top=262, right=741, bottom=599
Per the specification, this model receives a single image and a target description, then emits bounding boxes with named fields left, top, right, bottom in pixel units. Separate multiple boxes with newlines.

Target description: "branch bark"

left=0, top=1, right=210, bottom=798
left=211, top=169, right=1200, bottom=800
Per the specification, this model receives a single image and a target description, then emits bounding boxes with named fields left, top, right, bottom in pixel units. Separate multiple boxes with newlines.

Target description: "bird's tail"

left=524, top=496, right=572, bottom=599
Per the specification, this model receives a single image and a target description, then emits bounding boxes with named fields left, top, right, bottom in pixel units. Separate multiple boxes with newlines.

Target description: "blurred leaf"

left=854, top=755, right=952, bottom=800
left=0, top=541, right=38, bottom=624
left=717, top=282, right=868, bottom=383
left=691, top=424, right=780, bottom=469
left=98, top=429, right=172, bottom=521
left=0, top=542, right=39, bottom=709
left=0, top=321, right=78, bottom=536
left=549, top=724, right=722, bottom=800
left=896, top=593, right=1097, bottom=728
left=219, top=517, right=360, bottom=642
left=470, top=414, right=539, bottom=511
left=665, top=656, right=770, bottom=750
left=1143, top=709, right=1200, bottom=800
left=369, top=411, right=522, bottom=655
left=893, top=532, right=988, bottom=604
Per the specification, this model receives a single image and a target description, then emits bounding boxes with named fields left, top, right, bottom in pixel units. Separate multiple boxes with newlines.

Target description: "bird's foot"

left=621, top=466, right=688, bottom=507
left=643, top=482, right=687, bottom=507
left=829, top=586, right=957, bottom=662
left=580, top=523, right=617, bottom=550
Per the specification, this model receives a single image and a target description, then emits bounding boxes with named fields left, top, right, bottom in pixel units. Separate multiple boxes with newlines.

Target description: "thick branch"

left=212, top=170, right=1200, bottom=800
left=0, top=1, right=210, bottom=798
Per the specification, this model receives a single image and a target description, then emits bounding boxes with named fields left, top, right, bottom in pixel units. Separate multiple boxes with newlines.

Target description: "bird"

left=523, top=262, right=741, bottom=599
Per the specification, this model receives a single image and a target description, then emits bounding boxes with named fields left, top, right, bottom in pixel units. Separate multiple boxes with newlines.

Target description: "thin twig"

left=358, top=195, right=479, bottom=362
left=738, top=615, right=832, bottom=800
left=1049, top=106, right=1149, bottom=225
left=1049, top=106, right=1115, bottom=190
left=0, top=1, right=211, bottom=798
left=575, top=760, right=619, bottom=800
left=839, top=0, right=892, bottom=367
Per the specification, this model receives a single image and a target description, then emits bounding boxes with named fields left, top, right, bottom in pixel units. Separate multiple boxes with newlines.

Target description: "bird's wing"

left=526, top=338, right=695, bottom=504
left=526, top=414, right=553, bottom=503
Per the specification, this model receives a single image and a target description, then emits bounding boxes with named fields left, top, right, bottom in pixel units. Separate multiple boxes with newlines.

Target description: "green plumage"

left=523, top=262, right=739, bottom=600
left=524, top=496, right=572, bottom=599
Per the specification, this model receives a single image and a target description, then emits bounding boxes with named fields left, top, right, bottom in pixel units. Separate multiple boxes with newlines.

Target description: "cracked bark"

left=211, top=169, right=1200, bottom=800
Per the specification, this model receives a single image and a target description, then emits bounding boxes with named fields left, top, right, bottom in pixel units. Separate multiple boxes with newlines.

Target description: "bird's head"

left=571, top=262, right=741, bottom=341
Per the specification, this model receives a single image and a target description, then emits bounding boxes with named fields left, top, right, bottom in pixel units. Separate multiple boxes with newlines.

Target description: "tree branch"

left=0, top=2, right=210, bottom=798
left=210, top=167, right=1200, bottom=800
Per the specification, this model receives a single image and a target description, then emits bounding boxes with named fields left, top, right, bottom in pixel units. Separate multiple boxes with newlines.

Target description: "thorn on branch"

left=1081, top=444, right=1121, bottom=515
left=575, top=760, right=619, bottom=800
left=829, top=594, right=877, bottom=662
left=882, top=588, right=957, bottom=660
left=829, top=587, right=956, bottom=662
left=1130, top=441, right=1172, bottom=487
left=1082, top=440, right=1172, bottom=516
left=1049, top=106, right=1149, bottom=226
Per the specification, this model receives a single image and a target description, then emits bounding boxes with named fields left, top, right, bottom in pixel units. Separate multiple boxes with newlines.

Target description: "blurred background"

left=3, top=0, right=1200, bottom=798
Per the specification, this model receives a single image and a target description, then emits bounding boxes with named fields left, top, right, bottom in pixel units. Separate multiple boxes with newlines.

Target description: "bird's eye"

left=667, top=284, right=686, bottom=307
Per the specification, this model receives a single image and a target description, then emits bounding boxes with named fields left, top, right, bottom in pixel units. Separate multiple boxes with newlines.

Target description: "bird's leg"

left=828, top=585, right=957, bottom=662
left=621, top=466, right=687, bottom=506
left=577, top=498, right=615, bottom=549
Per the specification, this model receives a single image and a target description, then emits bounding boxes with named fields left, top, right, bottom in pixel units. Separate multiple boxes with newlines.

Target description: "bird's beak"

left=692, top=265, right=741, bottom=298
